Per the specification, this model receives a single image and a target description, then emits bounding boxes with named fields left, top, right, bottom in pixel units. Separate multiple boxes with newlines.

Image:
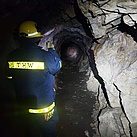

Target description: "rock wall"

left=77, top=0, right=137, bottom=136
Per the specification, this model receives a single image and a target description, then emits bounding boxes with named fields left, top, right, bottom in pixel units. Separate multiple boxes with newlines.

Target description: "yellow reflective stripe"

left=59, top=61, right=62, bottom=68
left=8, top=61, right=45, bottom=70
left=6, top=76, right=12, bottom=79
left=53, top=88, right=56, bottom=92
left=29, top=102, right=55, bottom=114
left=28, top=32, right=38, bottom=36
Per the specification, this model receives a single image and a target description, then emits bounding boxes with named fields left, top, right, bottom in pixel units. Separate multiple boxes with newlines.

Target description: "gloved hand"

left=44, top=109, right=54, bottom=121
left=46, top=41, right=55, bottom=50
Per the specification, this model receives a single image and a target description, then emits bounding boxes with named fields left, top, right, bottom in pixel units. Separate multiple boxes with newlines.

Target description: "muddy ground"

left=56, top=63, right=96, bottom=137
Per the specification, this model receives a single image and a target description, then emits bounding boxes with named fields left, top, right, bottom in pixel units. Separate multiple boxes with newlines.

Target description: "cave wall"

left=77, top=0, right=137, bottom=136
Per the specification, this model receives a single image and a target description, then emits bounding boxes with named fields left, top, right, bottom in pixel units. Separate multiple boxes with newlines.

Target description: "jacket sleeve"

left=45, top=49, right=62, bottom=75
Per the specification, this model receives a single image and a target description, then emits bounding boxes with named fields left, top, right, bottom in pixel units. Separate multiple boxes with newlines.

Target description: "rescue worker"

left=5, top=21, right=62, bottom=137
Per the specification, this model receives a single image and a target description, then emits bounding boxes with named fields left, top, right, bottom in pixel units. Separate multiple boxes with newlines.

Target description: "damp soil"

left=56, top=63, right=96, bottom=137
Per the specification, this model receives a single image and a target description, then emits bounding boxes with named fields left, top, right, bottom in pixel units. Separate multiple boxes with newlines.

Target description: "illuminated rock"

left=77, top=0, right=137, bottom=136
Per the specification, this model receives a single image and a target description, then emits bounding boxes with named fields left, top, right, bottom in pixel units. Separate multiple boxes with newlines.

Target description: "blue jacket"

left=5, top=42, right=62, bottom=109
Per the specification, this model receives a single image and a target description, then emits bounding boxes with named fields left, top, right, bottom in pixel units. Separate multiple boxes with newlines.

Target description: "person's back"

left=5, top=21, right=62, bottom=137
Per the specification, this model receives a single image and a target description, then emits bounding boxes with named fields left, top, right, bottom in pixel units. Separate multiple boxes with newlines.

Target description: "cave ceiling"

left=1, top=0, right=137, bottom=43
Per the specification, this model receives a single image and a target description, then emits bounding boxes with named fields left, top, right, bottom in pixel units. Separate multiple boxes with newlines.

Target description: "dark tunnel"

left=53, top=27, right=92, bottom=71
left=60, top=41, right=80, bottom=63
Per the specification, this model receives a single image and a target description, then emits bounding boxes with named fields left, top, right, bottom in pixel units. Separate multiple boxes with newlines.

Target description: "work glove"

left=46, top=41, right=55, bottom=50
left=44, top=109, right=54, bottom=121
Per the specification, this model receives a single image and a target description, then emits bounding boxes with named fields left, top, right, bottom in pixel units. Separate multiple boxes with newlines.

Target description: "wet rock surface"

left=56, top=63, right=96, bottom=137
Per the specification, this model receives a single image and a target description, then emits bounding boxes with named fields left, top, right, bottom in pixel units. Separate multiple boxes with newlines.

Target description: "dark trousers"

left=17, top=107, right=59, bottom=137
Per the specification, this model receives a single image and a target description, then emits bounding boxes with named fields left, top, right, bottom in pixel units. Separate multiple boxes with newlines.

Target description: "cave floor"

left=56, top=63, right=96, bottom=137
left=0, top=63, right=96, bottom=137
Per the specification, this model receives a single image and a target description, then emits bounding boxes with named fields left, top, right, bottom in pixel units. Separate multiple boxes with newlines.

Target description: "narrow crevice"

left=96, top=85, right=107, bottom=137
left=113, top=83, right=133, bottom=137
left=73, top=0, right=93, bottom=38
left=88, top=49, right=112, bottom=108
left=96, top=85, right=106, bottom=137
left=97, top=85, right=102, bottom=137
left=97, top=108, right=103, bottom=137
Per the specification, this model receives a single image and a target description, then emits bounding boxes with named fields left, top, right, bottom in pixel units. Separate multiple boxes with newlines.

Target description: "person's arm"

left=44, top=49, right=62, bottom=75
left=44, top=41, right=62, bottom=75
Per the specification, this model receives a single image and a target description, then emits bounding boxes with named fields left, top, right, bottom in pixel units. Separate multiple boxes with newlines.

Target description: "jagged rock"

left=131, top=122, right=137, bottom=137
left=77, top=0, right=137, bottom=38
left=87, top=30, right=137, bottom=136
left=77, top=0, right=137, bottom=136
left=99, top=107, right=128, bottom=137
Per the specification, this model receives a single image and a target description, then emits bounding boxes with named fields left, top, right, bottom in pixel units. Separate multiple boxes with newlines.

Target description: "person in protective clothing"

left=5, top=21, right=62, bottom=137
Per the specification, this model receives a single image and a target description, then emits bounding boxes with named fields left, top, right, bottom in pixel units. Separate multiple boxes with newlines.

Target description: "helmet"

left=19, top=21, right=42, bottom=38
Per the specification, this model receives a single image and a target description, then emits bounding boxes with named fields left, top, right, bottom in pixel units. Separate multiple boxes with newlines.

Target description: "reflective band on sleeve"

left=8, top=61, right=45, bottom=70
left=59, top=61, right=62, bottom=68
left=29, top=102, right=55, bottom=114
left=6, top=76, right=12, bottom=79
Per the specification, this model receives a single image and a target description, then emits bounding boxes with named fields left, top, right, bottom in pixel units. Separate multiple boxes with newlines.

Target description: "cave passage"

left=56, top=60, right=96, bottom=137
left=53, top=26, right=113, bottom=135
left=54, top=29, right=97, bottom=136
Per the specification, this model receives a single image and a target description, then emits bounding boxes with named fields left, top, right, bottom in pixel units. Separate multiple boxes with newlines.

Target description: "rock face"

left=87, top=31, right=137, bottom=136
left=77, top=0, right=137, bottom=136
